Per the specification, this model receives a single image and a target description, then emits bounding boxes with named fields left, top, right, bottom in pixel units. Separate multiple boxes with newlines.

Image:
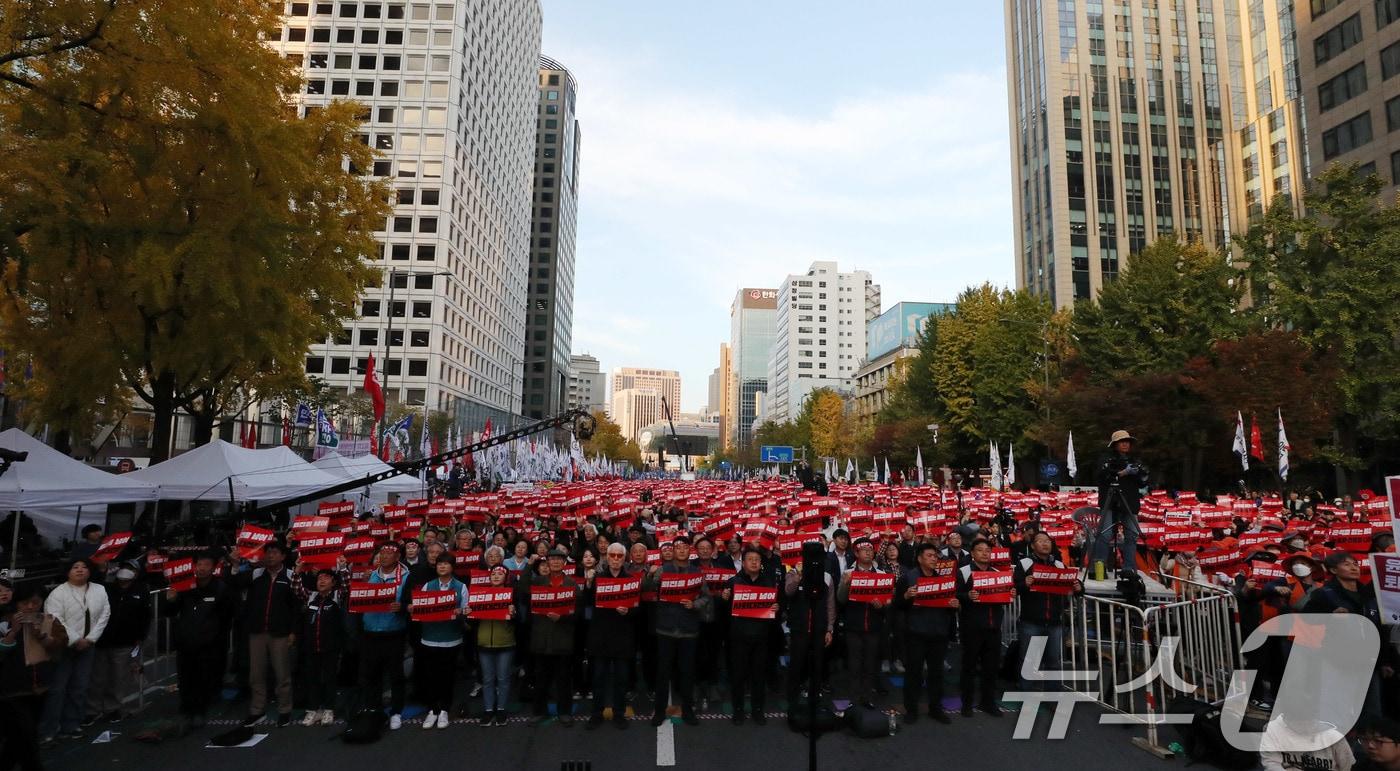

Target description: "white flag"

left=844, top=458, right=854, bottom=483
left=915, top=446, right=925, bottom=486
left=989, top=441, right=1003, bottom=490
left=1066, top=431, right=1078, bottom=480
left=1005, top=444, right=1016, bottom=488
left=1278, top=409, right=1291, bottom=481
left=1233, top=411, right=1250, bottom=471
left=883, top=457, right=891, bottom=485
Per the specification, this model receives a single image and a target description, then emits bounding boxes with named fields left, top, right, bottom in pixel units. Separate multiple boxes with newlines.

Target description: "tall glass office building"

left=729, top=288, right=777, bottom=449
left=1006, top=0, right=1307, bottom=307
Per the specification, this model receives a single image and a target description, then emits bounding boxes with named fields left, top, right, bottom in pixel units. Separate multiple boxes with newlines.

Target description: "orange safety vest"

left=1260, top=576, right=1310, bottom=622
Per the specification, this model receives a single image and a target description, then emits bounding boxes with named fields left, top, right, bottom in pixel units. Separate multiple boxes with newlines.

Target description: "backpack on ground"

left=1169, top=697, right=1258, bottom=770
left=341, top=708, right=388, bottom=744
left=843, top=705, right=890, bottom=738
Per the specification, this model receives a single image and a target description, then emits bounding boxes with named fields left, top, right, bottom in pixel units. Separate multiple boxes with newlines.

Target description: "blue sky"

left=540, top=1, right=1015, bottom=412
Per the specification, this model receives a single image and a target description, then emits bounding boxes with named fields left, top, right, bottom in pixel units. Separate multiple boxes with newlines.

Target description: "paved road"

left=47, top=691, right=1161, bottom=770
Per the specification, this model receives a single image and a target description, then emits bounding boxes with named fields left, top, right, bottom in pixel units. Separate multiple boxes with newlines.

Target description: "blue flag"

left=294, top=403, right=313, bottom=426
left=315, top=408, right=339, bottom=449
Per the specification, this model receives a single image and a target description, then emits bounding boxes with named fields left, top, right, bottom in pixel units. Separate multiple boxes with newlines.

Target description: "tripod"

left=1089, top=483, right=1141, bottom=580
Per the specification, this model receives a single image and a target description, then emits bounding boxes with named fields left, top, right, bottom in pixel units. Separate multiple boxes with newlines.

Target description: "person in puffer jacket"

left=299, top=569, right=348, bottom=725
left=836, top=536, right=888, bottom=708
left=475, top=565, right=517, bottom=726
left=1012, top=531, right=1082, bottom=692
left=955, top=539, right=1006, bottom=717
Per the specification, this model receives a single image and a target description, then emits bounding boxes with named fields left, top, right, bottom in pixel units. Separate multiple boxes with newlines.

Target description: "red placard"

left=163, top=557, right=195, bottom=592
left=235, top=524, right=276, bottom=560
left=290, top=516, right=330, bottom=536
left=342, top=536, right=378, bottom=566
left=296, top=533, right=345, bottom=567
left=92, top=532, right=132, bottom=562
left=145, top=553, right=167, bottom=574
left=1250, top=560, right=1287, bottom=582
left=410, top=589, right=460, bottom=622
left=452, top=550, right=482, bottom=578
left=530, top=584, right=577, bottom=615
left=911, top=576, right=957, bottom=608
left=931, top=558, right=957, bottom=577
left=988, top=548, right=1012, bottom=568
left=467, top=586, right=515, bottom=620
left=348, top=582, right=399, bottom=614
left=595, top=576, right=641, bottom=609
left=466, top=569, right=493, bottom=588
left=1330, top=525, right=1373, bottom=553
left=777, top=531, right=820, bottom=567
left=659, top=574, right=703, bottom=604
left=1237, top=531, right=1277, bottom=551
left=701, top=513, right=736, bottom=541
left=730, top=585, right=777, bottom=619
left=1029, top=564, right=1078, bottom=595
left=910, top=511, right=948, bottom=537
left=847, top=571, right=894, bottom=604
left=1162, top=527, right=1210, bottom=553
left=971, top=570, right=1014, bottom=603
left=702, top=566, right=734, bottom=592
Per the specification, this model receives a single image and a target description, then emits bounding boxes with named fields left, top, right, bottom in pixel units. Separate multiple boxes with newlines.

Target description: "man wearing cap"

left=1093, top=430, right=1149, bottom=577
left=643, top=536, right=712, bottom=726
left=836, top=536, right=888, bottom=708
left=529, top=547, right=579, bottom=725
left=88, top=564, right=151, bottom=723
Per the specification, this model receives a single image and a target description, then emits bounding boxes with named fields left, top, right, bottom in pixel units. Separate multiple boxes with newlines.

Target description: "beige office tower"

left=1006, top=0, right=1307, bottom=307
left=1294, top=0, right=1400, bottom=199
left=609, top=368, right=682, bottom=417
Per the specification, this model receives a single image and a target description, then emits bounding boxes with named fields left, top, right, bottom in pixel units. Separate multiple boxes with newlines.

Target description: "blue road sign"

left=760, top=445, right=795, bottom=464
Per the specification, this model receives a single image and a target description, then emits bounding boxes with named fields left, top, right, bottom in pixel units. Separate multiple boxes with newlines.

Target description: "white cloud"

left=551, top=45, right=1016, bottom=411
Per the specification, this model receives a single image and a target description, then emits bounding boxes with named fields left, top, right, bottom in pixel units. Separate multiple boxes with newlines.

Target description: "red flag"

left=364, top=354, right=385, bottom=422
left=1249, top=416, right=1266, bottom=462
left=282, top=416, right=293, bottom=447
left=369, top=420, right=379, bottom=458
left=242, top=421, right=257, bottom=449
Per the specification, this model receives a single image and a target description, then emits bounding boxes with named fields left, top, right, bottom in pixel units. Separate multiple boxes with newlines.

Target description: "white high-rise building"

left=766, top=261, right=880, bottom=423
left=273, top=0, right=543, bottom=432
left=567, top=353, right=606, bottom=415
left=609, top=367, right=681, bottom=417
left=611, top=387, right=661, bottom=443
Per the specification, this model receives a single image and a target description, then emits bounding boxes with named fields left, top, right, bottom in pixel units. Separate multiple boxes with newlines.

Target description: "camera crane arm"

left=246, top=408, right=597, bottom=518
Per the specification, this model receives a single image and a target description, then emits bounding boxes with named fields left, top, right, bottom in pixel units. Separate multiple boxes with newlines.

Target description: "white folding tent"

left=311, top=451, right=426, bottom=496
left=126, top=439, right=345, bottom=502
left=0, top=428, right=158, bottom=570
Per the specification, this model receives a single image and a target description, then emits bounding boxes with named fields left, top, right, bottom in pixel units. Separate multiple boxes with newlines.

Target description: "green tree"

left=581, top=411, right=642, bottom=468
left=1237, top=164, right=1400, bottom=487
left=0, top=0, right=389, bottom=459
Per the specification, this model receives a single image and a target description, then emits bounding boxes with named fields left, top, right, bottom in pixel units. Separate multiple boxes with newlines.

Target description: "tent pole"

left=71, top=505, right=81, bottom=543
left=8, top=510, right=19, bottom=574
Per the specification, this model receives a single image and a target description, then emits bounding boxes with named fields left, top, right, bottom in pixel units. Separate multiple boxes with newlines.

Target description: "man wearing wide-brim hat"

left=1091, top=430, right=1150, bottom=578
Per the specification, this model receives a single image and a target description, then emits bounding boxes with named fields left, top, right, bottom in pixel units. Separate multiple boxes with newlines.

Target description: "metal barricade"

left=134, top=588, right=178, bottom=709
left=1066, top=575, right=1243, bottom=757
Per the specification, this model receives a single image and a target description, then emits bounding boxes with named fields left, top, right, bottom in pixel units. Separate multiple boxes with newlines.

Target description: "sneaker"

left=301, top=711, right=319, bottom=726
left=60, top=730, right=84, bottom=739
left=389, top=714, right=402, bottom=730
left=435, top=711, right=449, bottom=729
left=81, top=714, right=99, bottom=728
left=893, top=661, right=906, bottom=674
left=38, top=736, right=56, bottom=748
left=241, top=714, right=263, bottom=728
left=469, top=683, right=483, bottom=698
left=319, top=709, right=335, bottom=726
left=493, top=711, right=507, bottom=727
left=422, top=710, right=437, bottom=729
left=880, top=661, right=891, bottom=674
left=277, top=713, right=291, bottom=728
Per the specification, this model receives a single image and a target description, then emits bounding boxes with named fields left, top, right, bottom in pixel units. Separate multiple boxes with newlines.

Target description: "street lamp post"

left=381, top=269, right=452, bottom=411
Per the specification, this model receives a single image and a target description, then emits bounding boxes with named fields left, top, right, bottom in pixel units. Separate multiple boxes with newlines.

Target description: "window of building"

left=1381, top=0, right=1400, bottom=27
left=411, top=301, right=432, bottom=318
left=1392, top=150, right=1400, bottom=183
left=548, top=74, right=559, bottom=85
left=330, top=357, right=350, bottom=374
left=287, top=27, right=307, bottom=41
left=286, top=53, right=305, bottom=67
left=1318, top=63, right=1368, bottom=111
left=308, top=53, right=326, bottom=68
left=412, top=274, right=434, bottom=289
left=338, top=3, right=356, bottom=16
left=410, top=331, right=429, bottom=347
left=1315, top=14, right=1363, bottom=65
left=390, top=243, right=410, bottom=260
left=1312, top=0, right=1342, bottom=18
left=333, top=328, right=352, bottom=345
left=382, top=55, right=400, bottom=71
left=387, top=3, right=403, bottom=17
left=420, top=189, right=439, bottom=205
left=418, top=217, right=437, bottom=233
left=363, top=2, right=380, bottom=17
left=377, top=107, right=395, bottom=123
left=380, top=81, right=399, bottom=97
left=406, top=388, right=425, bottom=405
left=291, top=2, right=309, bottom=14
left=306, top=79, right=325, bottom=94
left=396, top=189, right=414, bottom=205
left=371, top=160, right=391, bottom=176
left=384, top=359, right=402, bottom=376
left=331, top=80, right=349, bottom=95
left=358, top=54, right=376, bottom=70
left=416, top=244, right=436, bottom=260
left=1321, top=111, right=1373, bottom=159
left=547, top=90, right=559, bottom=100
left=1384, top=41, right=1400, bottom=80
left=360, top=29, right=378, bottom=44
left=336, top=29, right=354, bottom=43
left=311, top=27, right=330, bottom=42
left=385, top=29, right=402, bottom=44
left=359, top=329, right=378, bottom=346
left=1388, top=95, right=1400, bottom=131
left=305, top=357, right=325, bottom=374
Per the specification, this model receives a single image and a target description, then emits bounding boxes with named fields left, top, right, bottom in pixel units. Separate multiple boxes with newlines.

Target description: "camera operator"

left=1092, top=430, right=1149, bottom=578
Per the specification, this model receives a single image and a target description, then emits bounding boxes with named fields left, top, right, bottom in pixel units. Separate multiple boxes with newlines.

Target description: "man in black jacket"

left=836, top=537, right=887, bottom=708
left=897, top=542, right=957, bottom=724
left=238, top=543, right=303, bottom=727
left=162, top=551, right=237, bottom=727
left=1012, top=531, right=1081, bottom=692
left=587, top=543, right=635, bottom=730
left=956, top=539, right=1006, bottom=717
left=724, top=547, right=778, bottom=725
left=88, top=565, right=151, bottom=722
left=1093, top=430, right=1149, bottom=576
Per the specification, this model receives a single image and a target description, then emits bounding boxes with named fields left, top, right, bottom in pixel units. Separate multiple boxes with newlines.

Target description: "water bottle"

left=1093, top=560, right=1105, bottom=581
left=887, top=712, right=898, bottom=736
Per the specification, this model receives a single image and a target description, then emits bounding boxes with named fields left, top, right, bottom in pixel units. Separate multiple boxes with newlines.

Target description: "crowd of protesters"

left=1, top=430, right=1398, bottom=771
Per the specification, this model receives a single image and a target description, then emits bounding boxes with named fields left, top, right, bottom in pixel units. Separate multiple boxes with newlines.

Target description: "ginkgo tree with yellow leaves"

left=0, top=0, right=390, bottom=459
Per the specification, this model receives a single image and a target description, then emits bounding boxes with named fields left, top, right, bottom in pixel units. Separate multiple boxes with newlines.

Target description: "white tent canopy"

left=0, top=428, right=157, bottom=509
left=312, top=451, right=425, bottom=495
left=127, top=440, right=345, bottom=502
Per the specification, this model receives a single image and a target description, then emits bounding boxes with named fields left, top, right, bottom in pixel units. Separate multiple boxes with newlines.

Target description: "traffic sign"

left=760, top=445, right=794, bottom=464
